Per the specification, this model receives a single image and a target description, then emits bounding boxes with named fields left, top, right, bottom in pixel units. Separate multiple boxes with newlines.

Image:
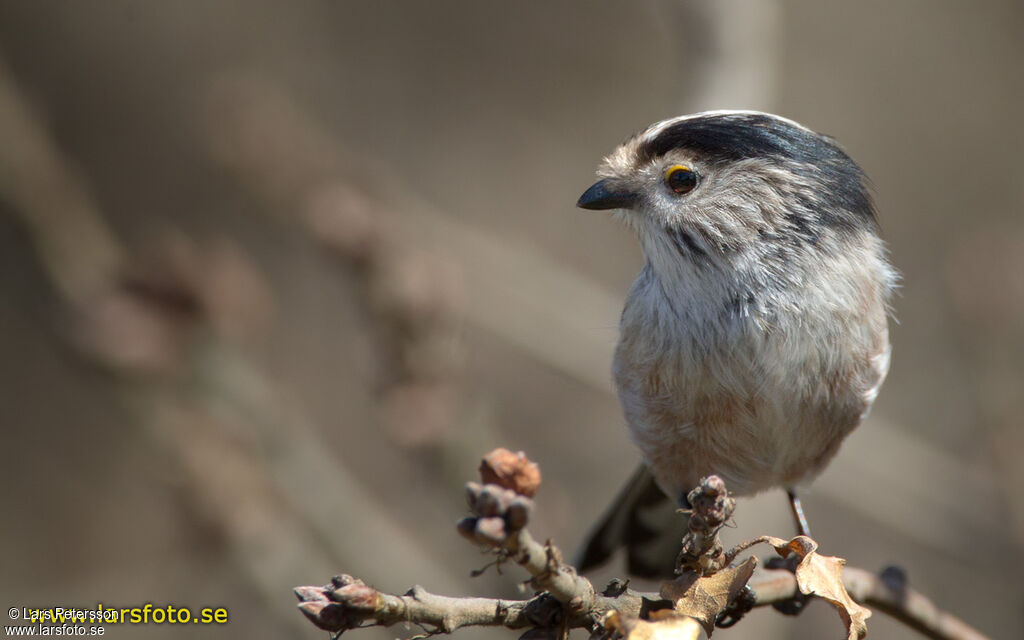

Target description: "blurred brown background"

left=2, top=1, right=1022, bottom=638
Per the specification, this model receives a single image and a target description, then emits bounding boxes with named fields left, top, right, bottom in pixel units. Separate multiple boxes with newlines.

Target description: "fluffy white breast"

left=613, top=240, right=892, bottom=501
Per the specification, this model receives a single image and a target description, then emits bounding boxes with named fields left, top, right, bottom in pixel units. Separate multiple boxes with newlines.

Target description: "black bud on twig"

left=466, top=482, right=483, bottom=509
left=331, top=574, right=359, bottom=588
left=505, top=495, right=533, bottom=531
left=456, top=516, right=478, bottom=541
left=475, top=484, right=509, bottom=517
left=880, top=565, right=908, bottom=592
left=602, top=578, right=629, bottom=598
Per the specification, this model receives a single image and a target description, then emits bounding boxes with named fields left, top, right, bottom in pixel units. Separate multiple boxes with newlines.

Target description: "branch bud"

left=479, top=448, right=541, bottom=497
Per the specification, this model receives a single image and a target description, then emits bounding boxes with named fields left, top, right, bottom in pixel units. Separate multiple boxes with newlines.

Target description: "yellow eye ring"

left=665, top=165, right=698, bottom=195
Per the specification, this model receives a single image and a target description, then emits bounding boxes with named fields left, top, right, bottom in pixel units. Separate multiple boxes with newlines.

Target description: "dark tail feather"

left=575, top=464, right=689, bottom=579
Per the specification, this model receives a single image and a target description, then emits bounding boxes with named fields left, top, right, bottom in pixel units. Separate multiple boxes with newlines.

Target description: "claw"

left=766, top=555, right=812, bottom=616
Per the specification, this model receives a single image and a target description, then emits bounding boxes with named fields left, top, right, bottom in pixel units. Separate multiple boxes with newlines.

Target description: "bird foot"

left=715, top=584, right=757, bottom=628
left=765, top=554, right=812, bottom=615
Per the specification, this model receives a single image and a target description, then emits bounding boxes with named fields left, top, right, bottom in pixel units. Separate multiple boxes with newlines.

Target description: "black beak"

left=576, top=179, right=637, bottom=210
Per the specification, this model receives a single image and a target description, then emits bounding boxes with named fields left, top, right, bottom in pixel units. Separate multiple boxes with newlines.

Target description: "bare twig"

left=294, top=574, right=654, bottom=635
left=458, top=450, right=595, bottom=612
left=295, top=566, right=990, bottom=640
left=296, top=451, right=993, bottom=640
left=842, top=567, right=989, bottom=640
left=745, top=567, right=989, bottom=640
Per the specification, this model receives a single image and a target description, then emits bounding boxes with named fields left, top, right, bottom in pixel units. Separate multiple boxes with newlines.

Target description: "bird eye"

left=664, top=165, right=698, bottom=195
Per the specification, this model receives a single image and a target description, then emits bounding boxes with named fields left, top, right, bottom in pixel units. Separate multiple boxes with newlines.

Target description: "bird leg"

left=786, top=488, right=812, bottom=538
left=767, top=488, right=814, bottom=615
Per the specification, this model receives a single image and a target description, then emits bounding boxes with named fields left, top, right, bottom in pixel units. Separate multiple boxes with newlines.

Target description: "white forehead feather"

left=638, top=110, right=816, bottom=146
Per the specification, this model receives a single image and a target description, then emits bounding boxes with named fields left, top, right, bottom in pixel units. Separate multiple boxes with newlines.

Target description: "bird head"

left=578, top=111, right=878, bottom=276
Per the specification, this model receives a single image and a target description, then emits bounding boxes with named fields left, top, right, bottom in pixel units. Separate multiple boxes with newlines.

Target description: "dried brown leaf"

left=604, top=611, right=701, bottom=640
left=660, top=556, right=757, bottom=635
left=479, top=448, right=541, bottom=497
left=768, top=535, right=871, bottom=640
